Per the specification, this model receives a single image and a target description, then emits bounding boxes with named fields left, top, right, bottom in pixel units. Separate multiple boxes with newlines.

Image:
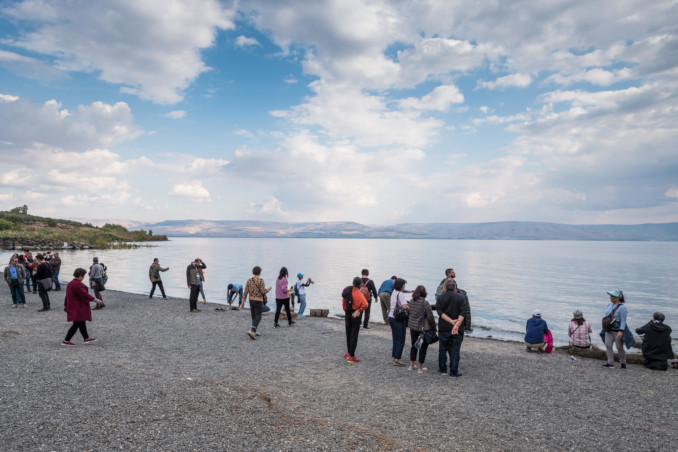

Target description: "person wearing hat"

left=568, top=310, right=592, bottom=348
left=294, top=272, right=312, bottom=317
left=524, top=309, right=548, bottom=352
left=635, top=312, right=675, bottom=370
left=602, top=289, right=629, bottom=369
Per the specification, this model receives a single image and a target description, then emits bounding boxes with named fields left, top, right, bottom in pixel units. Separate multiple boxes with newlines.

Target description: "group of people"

left=343, top=268, right=472, bottom=378
left=525, top=289, right=676, bottom=371
left=4, top=250, right=62, bottom=311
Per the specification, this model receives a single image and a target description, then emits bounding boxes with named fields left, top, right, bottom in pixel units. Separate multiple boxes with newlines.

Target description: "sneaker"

left=61, top=341, right=76, bottom=347
left=84, top=337, right=97, bottom=344
left=450, top=372, right=463, bottom=378
left=20, top=304, right=26, bottom=308
left=190, top=309, right=199, bottom=313
left=351, top=356, right=361, bottom=363
left=408, top=365, right=415, bottom=371
left=289, top=321, right=295, bottom=326
left=247, top=330, right=256, bottom=340
left=621, top=364, right=627, bottom=369
left=347, top=357, right=356, bottom=364
left=437, top=369, right=447, bottom=374
left=418, top=367, right=428, bottom=374
left=162, top=297, right=168, bottom=300
left=602, top=363, right=614, bottom=368
left=362, top=326, right=371, bottom=330
left=298, top=314, right=305, bottom=318
left=37, top=308, right=50, bottom=312
left=12, top=304, right=18, bottom=308
left=344, top=353, right=350, bottom=359
left=254, top=331, right=261, bottom=337
left=274, top=323, right=281, bottom=328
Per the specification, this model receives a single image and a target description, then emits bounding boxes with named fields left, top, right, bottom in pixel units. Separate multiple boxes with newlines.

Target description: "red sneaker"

left=84, top=337, right=97, bottom=344
left=61, top=341, right=76, bottom=347
left=350, top=356, right=361, bottom=363
left=344, top=353, right=350, bottom=359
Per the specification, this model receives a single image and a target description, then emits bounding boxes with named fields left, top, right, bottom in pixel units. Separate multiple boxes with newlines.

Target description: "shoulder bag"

left=602, top=304, right=621, bottom=332
left=393, top=292, right=409, bottom=322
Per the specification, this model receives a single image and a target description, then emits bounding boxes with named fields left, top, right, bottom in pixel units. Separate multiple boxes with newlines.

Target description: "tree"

left=10, top=205, right=28, bottom=215
left=148, top=230, right=153, bottom=236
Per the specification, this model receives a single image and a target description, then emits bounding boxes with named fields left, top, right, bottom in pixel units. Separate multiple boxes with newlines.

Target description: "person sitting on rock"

left=635, top=312, right=675, bottom=370
left=525, top=309, right=548, bottom=352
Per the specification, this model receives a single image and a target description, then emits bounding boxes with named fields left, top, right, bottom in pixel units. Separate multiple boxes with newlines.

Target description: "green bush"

left=0, top=218, right=15, bottom=230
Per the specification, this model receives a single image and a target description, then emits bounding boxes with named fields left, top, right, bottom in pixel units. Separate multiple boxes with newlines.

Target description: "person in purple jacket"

left=274, top=267, right=295, bottom=327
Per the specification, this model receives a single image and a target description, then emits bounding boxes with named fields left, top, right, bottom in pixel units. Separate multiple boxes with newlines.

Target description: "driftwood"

left=279, top=312, right=298, bottom=321
left=555, top=345, right=646, bottom=365
left=309, top=309, right=329, bottom=317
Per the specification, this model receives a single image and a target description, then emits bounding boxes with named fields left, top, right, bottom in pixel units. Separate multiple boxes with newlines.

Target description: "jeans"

left=24, top=271, right=32, bottom=291
left=388, top=317, right=407, bottom=359
left=345, top=310, right=361, bottom=356
left=297, top=294, right=307, bottom=316
left=52, top=270, right=61, bottom=291
left=275, top=298, right=292, bottom=325
left=65, top=321, right=89, bottom=341
left=199, top=282, right=206, bottom=300
left=189, top=285, right=200, bottom=310
left=250, top=300, right=263, bottom=330
left=409, top=329, right=429, bottom=364
left=9, top=279, right=25, bottom=305
left=150, top=280, right=166, bottom=298
left=439, top=331, right=464, bottom=375
left=228, top=288, right=243, bottom=305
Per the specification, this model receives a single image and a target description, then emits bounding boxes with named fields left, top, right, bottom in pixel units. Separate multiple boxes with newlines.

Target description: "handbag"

left=393, top=292, right=409, bottom=322
left=38, top=277, right=53, bottom=291
left=602, top=304, right=620, bottom=332
left=421, top=301, right=438, bottom=344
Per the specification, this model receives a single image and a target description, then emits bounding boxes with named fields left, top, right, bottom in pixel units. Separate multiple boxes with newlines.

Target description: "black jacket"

left=635, top=321, right=674, bottom=367
left=34, top=262, right=52, bottom=280
left=436, top=290, right=470, bottom=334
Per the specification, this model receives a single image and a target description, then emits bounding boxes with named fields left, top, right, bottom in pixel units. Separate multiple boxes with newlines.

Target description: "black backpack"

left=342, top=286, right=353, bottom=311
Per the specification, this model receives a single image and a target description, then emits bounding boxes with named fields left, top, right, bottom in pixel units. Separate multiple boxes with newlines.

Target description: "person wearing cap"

left=295, top=272, right=312, bottom=317
left=635, top=312, right=675, bottom=370
left=568, top=310, right=592, bottom=348
left=524, top=309, right=548, bottom=352
left=602, top=289, right=630, bottom=368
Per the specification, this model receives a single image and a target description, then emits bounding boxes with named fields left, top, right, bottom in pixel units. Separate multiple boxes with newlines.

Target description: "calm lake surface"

left=5, top=238, right=677, bottom=346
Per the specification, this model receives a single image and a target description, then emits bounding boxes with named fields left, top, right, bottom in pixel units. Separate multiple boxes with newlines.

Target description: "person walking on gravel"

left=243, top=266, right=271, bottom=339
left=62, top=268, right=103, bottom=346
left=148, top=258, right=169, bottom=299
left=275, top=267, right=294, bottom=328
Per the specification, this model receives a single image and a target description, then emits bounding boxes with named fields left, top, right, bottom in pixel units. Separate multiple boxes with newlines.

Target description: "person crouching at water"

left=408, top=285, right=436, bottom=373
left=274, top=267, right=294, bottom=328
left=344, top=277, right=368, bottom=364
left=568, top=310, right=592, bottom=349
left=525, top=309, right=548, bottom=352
left=243, top=266, right=271, bottom=340
left=227, top=283, right=244, bottom=309
left=62, top=268, right=103, bottom=346
left=635, top=312, right=675, bottom=370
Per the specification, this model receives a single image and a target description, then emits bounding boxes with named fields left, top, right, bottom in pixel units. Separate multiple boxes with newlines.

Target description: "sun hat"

left=532, top=309, right=541, bottom=317
left=573, top=309, right=583, bottom=319
left=607, top=289, right=621, bottom=298
left=297, top=273, right=304, bottom=278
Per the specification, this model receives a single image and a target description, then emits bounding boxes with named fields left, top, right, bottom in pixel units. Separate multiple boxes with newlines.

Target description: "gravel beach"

left=1, top=284, right=677, bottom=451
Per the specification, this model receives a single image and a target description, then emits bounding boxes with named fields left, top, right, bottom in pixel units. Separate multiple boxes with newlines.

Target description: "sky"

left=0, top=0, right=677, bottom=226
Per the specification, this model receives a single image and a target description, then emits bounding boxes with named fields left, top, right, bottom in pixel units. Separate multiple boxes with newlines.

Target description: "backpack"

left=359, top=279, right=371, bottom=302
left=294, top=282, right=300, bottom=296
left=544, top=329, right=554, bottom=354
left=434, top=279, right=445, bottom=302
left=342, top=286, right=353, bottom=312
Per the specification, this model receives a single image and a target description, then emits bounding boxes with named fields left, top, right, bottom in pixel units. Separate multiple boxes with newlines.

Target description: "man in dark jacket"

left=635, top=312, right=674, bottom=370
left=34, top=254, right=53, bottom=312
left=51, top=252, right=62, bottom=291
left=436, top=279, right=469, bottom=377
left=360, top=269, right=378, bottom=330
left=186, top=259, right=203, bottom=312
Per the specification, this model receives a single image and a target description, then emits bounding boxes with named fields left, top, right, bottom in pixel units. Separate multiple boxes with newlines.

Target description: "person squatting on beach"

left=568, top=310, right=592, bottom=348
left=186, top=258, right=204, bottom=312
left=4, top=256, right=26, bottom=307
left=436, top=278, right=468, bottom=377
left=34, top=254, right=53, bottom=312
left=243, top=266, right=271, bottom=340
left=377, top=276, right=397, bottom=325
left=388, top=278, right=410, bottom=366
left=148, top=258, right=169, bottom=299
left=525, top=309, right=548, bottom=352
left=274, top=267, right=295, bottom=328
left=62, top=268, right=103, bottom=346
left=227, top=282, right=243, bottom=309
left=89, top=257, right=106, bottom=310
left=408, top=285, right=437, bottom=373
left=343, top=277, right=368, bottom=364
left=295, top=272, right=313, bottom=317
left=635, top=312, right=675, bottom=370
left=601, top=289, right=633, bottom=369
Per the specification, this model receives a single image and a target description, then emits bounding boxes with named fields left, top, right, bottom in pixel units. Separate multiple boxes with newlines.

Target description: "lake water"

left=4, top=238, right=677, bottom=346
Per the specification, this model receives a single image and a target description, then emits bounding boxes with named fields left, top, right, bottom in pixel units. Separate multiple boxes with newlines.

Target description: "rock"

left=309, top=309, right=329, bottom=317
left=556, top=345, right=645, bottom=364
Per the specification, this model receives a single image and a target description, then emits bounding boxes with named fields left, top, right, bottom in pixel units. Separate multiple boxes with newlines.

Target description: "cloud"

left=5, top=0, right=235, bottom=104
left=234, top=129, right=254, bottom=138
left=0, top=49, right=68, bottom=81
left=478, top=73, right=532, bottom=90
left=399, top=85, right=464, bottom=112
left=283, top=75, right=298, bottom=84
left=665, top=187, right=678, bottom=200
left=0, top=169, right=32, bottom=187
left=235, top=35, right=260, bottom=47
left=169, top=181, right=211, bottom=202
left=164, top=110, right=187, bottom=119
left=0, top=93, right=19, bottom=103
left=0, top=193, right=14, bottom=202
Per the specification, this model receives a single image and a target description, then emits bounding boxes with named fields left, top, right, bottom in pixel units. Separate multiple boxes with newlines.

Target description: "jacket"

left=635, top=321, right=674, bottom=364
left=243, top=276, right=269, bottom=302
left=51, top=257, right=61, bottom=271
left=605, top=302, right=628, bottom=331
left=525, top=317, right=548, bottom=344
left=275, top=276, right=289, bottom=299
left=436, top=290, right=469, bottom=333
left=89, top=263, right=104, bottom=280
left=64, top=279, right=95, bottom=322
left=351, top=288, right=368, bottom=312
left=186, top=264, right=203, bottom=286
left=408, top=297, right=436, bottom=333
left=598, top=326, right=636, bottom=350
left=34, top=262, right=52, bottom=280
left=4, top=264, right=26, bottom=284
left=149, top=263, right=169, bottom=282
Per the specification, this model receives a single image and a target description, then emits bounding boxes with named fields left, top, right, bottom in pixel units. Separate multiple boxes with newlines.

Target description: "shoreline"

left=2, top=286, right=676, bottom=450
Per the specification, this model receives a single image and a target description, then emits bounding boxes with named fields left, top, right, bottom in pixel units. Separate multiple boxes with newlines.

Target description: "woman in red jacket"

left=345, top=277, right=368, bottom=364
left=62, top=268, right=103, bottom=346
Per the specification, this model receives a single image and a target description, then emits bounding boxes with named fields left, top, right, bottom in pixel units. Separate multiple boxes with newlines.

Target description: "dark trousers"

left=438, top=331, right=464, bottom=375
left=32, top=274, right=38, bottom=292
left=363, top=298, right=372, bottom=327
left=388, top=317, right=407, bottom=359
left=38, top=283, right=50, bottom=309
left=91, top=279, right=103, bottom=301
left=189, top=284, right=200, bottom=310
left=65, top=321, right=89, bottom=341
left=409, top=329, right=429, bottom=364
left=52, top=270, right=61, bottom=291
left=9, top=279, right=25, bottom=305
left=250, top=300, right=263, bottom=330
left=150, top=281, right=166, bottom=298
left=24, top=271, right=32, bottom=291
left=345, top=310, right=361, bottom=356
left=275, top=298, right=292, bottom=325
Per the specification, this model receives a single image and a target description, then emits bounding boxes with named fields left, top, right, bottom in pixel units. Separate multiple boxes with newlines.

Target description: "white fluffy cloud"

left=165, top=110, right=187, bottom=119
left=4, top=0, right=235, bottom=104
left=235, top=35, right=260, bottom=47
left=169, top=182, right=211, bottom=202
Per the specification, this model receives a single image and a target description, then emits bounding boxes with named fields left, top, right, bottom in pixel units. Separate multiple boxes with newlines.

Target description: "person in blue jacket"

left=525, top=309, right=548, bottom=352
left=602, top=289, right=630, bottom=369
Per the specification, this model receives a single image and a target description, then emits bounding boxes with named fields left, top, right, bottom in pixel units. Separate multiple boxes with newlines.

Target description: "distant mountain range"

left=132, top=220, right=678, bottom=241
